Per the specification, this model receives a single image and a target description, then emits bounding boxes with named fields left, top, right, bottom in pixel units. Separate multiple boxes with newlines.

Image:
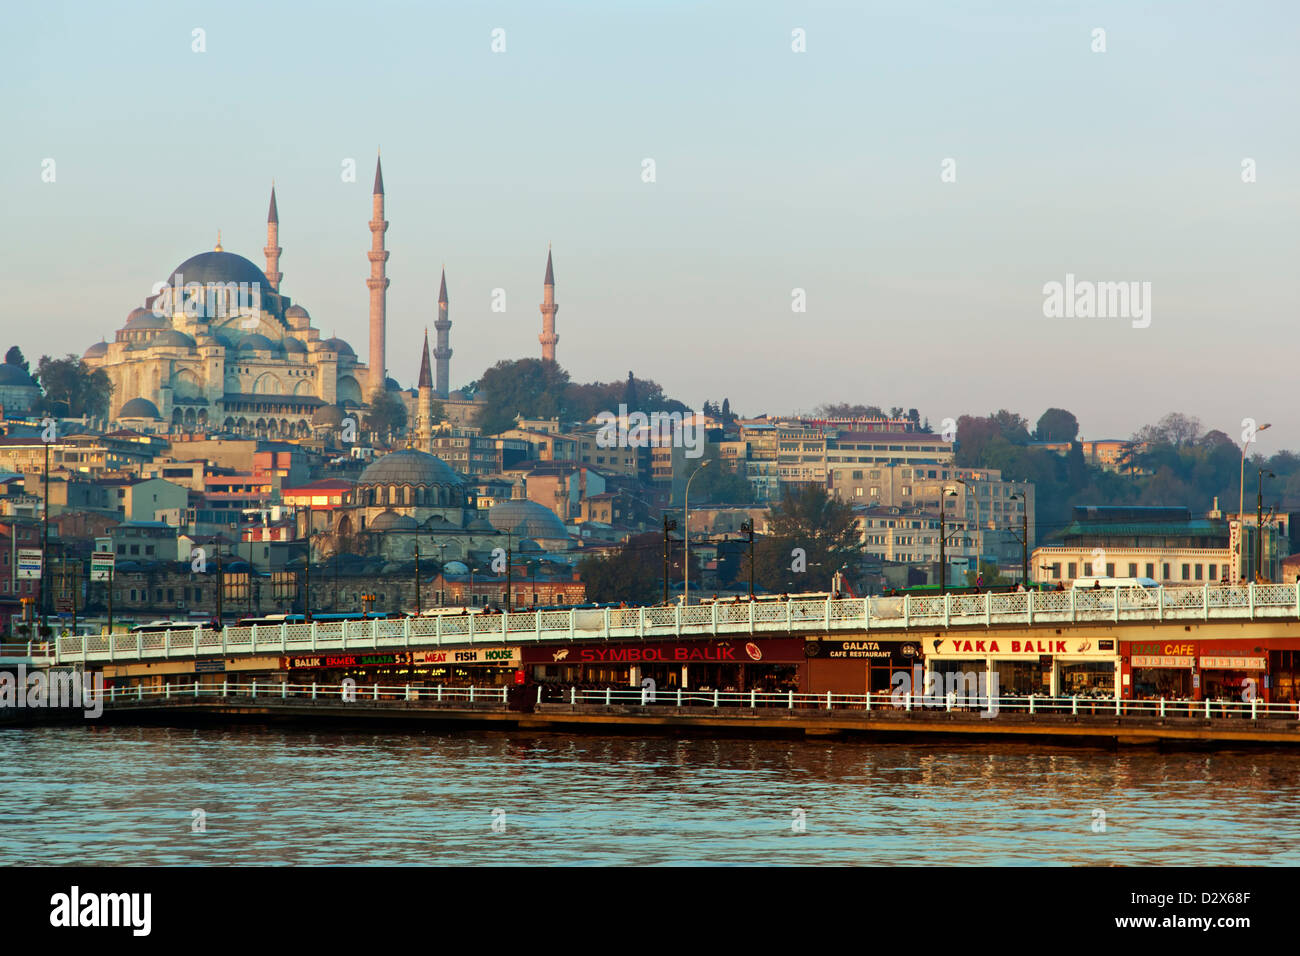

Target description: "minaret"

left=264, top=183, right=282, bottom=292
left=539, top=246, right=558, bottom=362
left=367, top=154, right=390, bottom=397
left=433, top=267, right=452, bottom=399
left=416, top=329, right=434, bottom=451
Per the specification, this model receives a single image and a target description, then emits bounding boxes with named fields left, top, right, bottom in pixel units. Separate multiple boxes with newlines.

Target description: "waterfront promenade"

left=46, top=583, right=1300, bottom=667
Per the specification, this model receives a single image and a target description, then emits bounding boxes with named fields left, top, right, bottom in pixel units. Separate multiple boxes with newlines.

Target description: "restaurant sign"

left=1200, top=656, right=1266, bottom=671
left=283, top=652, right=414, bottom=670
left=522, top=638, right=804, bottom=665
left=411, top=648, right=520, bottom=666
left=805, top=640, right=920, bottom=662
left=930, top=636, right=1116, bottom=659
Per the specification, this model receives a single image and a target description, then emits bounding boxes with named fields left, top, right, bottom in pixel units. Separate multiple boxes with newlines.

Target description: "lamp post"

left=740, top=518, right=756, bottom=599
left=1009, top=492, right=1029, bottom=585
left=40, top=434, right=49, bottom=637
left=1257, top=469, right=1275, bottom=583
left=437, top=543, right=446, bottom=607
left=683, top=459, right=712, bottom=605
left=662, top=514, right=678, bottom=605
left=1240, top=423, right=1271, bottom=582
left=938, top=487, right=958, bottom=594
left=413, top=542, right=421, bottom=615
left=955, top=477, right=982, bottom=569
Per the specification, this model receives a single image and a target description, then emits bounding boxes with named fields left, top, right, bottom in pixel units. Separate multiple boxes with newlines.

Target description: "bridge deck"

left=48, top=584, right=1300, bottom=666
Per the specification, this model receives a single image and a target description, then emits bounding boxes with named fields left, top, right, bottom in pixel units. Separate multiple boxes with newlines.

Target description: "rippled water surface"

left=3, top=726, right=1299, bottom=865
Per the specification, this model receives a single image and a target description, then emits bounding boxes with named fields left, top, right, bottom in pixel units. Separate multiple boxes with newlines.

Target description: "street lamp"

left=938, top=487, right=958, bottom=594
left=683, top=459, right=712, bottom=605
left=1257, top=469, right=1276, bottom=583
left=1240, top=422, right=1271, bottom=581
left=740, top=518, right=756, bottom=599
left=1009, top=492, right=1029, bottom=585
left=954, top=477, right=982, bottom=568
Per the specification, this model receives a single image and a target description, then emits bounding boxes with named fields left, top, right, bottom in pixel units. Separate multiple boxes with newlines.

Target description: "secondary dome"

left=322, top=337, right=355, bottom=357
left=124, top=308, right=167, bottom=330
left=238, top=333, right=281, bottom=352
left=118, top=397, right=161, bottom=419
left=152, top=329, right=196, bottom=349
left=283, top=336, right=306, bottom=353
left=370, top=510, right=418, bottom=531
left=358, top=448, right=463, bottom=487
left=285, top=304, right=310, bottom=320
left=312, top=404, right=345, bottom=427
left=0, top=364, right=37, bottom=387
left=487, top=500, right=571, bottom=542
left=83, top=341, right=109, bottom=359
left=167, top=250, right=273, bottom=291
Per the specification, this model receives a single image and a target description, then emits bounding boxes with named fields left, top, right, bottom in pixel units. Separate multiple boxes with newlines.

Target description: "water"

left=2, top=725, right=1298, bottom=865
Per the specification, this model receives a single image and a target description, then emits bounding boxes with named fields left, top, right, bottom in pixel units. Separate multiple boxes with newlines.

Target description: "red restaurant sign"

left=521, top=638, right=804, bottom=665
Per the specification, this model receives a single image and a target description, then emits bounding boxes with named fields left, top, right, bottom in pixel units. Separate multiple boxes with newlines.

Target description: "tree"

left=364, top=388, right=407, bottom=445
left=577, top=535, right=661, bottom=605
left=1035, top=408, right=1079, bottom=443
left=814, top=403, right=885, bottom=419
left=690, top=461, right=754, bottom=505
left=477, top=358, right=571, bottom=434
left=35, top=354, right=112, bottom=418
left=4, top=346, right=29, bottom=374
left=753, top=486, right=864, bottom=594
left=623, top=371, right=639, bottom=411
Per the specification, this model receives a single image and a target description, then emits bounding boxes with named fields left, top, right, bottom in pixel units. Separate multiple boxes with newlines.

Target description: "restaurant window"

left=1145, top=563, right=1155, bottom=579
left=1209, top=564, right=1217, bottom=581
left=1195, top=565, right=1203, bottom=581
left=1067, top=562, right=1077, bottom=578
left=1106, top=563, right=1115, bottom=577
left=1222, top=564, right=1230, bottom=580
left=1181, top=564, right=1190, bottom=581
left=1162, top=563, right=1171, bottom=580
left=1128, top=563, right=1138, bottom=577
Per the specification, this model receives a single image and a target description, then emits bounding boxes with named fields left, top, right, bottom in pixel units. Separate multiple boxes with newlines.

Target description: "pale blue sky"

left=2, top=1, right=1297, bottom=450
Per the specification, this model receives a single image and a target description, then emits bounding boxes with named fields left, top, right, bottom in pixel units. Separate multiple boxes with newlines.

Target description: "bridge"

left=48, top=583, right=1300, bottom=666
left=86, top=679, right=1300, bottom=746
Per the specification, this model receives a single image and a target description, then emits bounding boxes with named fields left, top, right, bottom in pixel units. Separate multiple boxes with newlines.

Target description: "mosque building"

left=84, top=156, right=560, bottom=442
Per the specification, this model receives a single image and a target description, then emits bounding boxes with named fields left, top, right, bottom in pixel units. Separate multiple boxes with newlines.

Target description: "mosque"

left=83, top=157, right=560, bottom=440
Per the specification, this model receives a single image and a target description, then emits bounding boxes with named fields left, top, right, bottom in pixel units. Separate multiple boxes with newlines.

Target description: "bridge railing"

left=96, top=679, right=1300, bottom=723
left=53, top=582, right=1300, bottom=665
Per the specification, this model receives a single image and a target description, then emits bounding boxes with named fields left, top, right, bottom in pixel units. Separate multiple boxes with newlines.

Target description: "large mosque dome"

left=166, top=250, right=274, bottom=290
left=359, top=448, right=464, bottom=487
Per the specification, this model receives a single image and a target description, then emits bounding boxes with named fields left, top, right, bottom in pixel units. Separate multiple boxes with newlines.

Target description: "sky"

left=2, top=1, right=1297, bottom=451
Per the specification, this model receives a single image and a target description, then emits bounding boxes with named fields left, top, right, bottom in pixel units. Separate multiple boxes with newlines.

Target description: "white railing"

left=53, top=583, right=1300, bottom=666
left=97, top=680, right=1300, bottom=724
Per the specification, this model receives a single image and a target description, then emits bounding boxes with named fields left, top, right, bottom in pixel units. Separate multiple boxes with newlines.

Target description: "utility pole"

left=215, top=538, right=224, bottom=624
left=1256, top=470, right=1274, bottom=583
left=414, top=543, right=421, bottom=615
left=662, top=514, right=678, bottom=605
left=505, top=533, right=512, bottom=612
left=106, top=561, right=114, bottom=634
left=741, top=518, right=755, bottom=599
left=938, top=495, right=947, bottom=595
left=39, top=437, right=49, bottom=636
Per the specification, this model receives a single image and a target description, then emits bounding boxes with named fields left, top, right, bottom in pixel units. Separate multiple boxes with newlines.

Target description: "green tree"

left=1035, top=408, right=1079, bottom=443
left=364, top=388, right=407, bottom=445
left=477, top=358, right=571, bottom=434
left=35, top=354, right=112, bottom=418
left=753, top=486, right=864, bottom=594
left=577, top=534, right=661, bottom=604
left=4, top=346, right=29, bottom=374
left=690, top=461, right=754, bottom=505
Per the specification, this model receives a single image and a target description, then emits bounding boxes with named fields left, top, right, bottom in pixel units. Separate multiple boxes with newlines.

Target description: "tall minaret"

left=263, top=183, right=282, bottom=292
left=539, top=246, right=558, bottom=362
left=367, top=154, right=390, bottom=397
left=433, top=267, right=452, bottom=399
left=416, top=329, right=434, bottom=451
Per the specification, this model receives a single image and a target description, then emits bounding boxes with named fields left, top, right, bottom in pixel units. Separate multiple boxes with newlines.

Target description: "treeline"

left=956, top=408, right=1300, bottom=535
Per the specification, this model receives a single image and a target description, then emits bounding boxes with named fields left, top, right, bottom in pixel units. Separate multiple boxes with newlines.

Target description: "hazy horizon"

left=3, top=1, right=1297, bottom=451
